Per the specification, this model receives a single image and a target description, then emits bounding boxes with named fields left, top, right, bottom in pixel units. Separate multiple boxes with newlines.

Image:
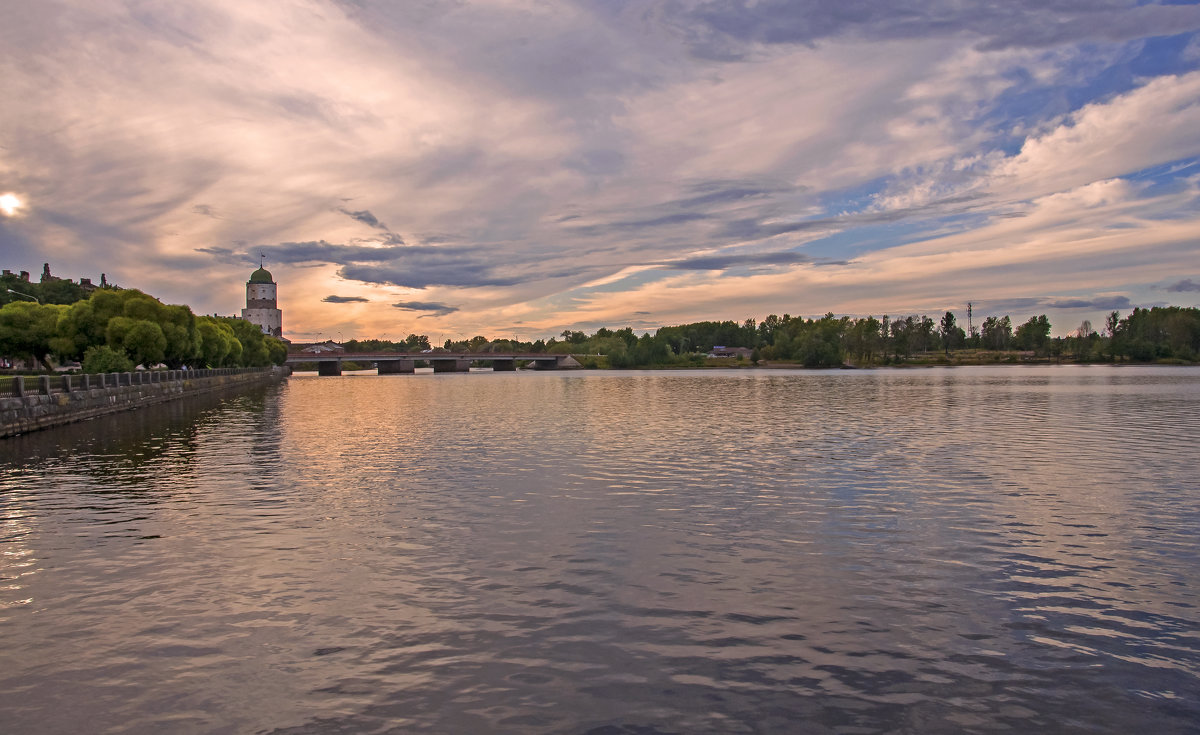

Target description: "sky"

left=2, top=0, right=1199, bottom=342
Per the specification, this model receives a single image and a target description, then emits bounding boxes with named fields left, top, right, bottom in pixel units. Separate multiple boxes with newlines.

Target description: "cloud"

left=669, top=1, right=1200, bottom=59
left=257, top=240, right=407, bottom=264
left=659, top=250, right=845, bottom=271
left=392, top=300, right=459, bottom=317
left=322, top=295, right=369, bottom=303
left=1043, top=295, right=1132, bottom=310
left=194, top=246, right=235, bottom=256
left=341, top=261, right=521, bottom=289
left=338, top=207, right=389, bottom=230
left=668, top=183, right=781, bottom=209
left=201, top=238, right=567, bottom=290
left=567, top=211, right=710, bottom=237
left=987, top=71, right=1200, bottom=201
left=5, top=1, right=1200, bottom=341
left=1165, top=278, right=1200, bottom=293
left=717, top=192, right=986, bottom=242
left=970, top=294, right=1133, bottom=316
left=973, top=297, right=1046, bottom=314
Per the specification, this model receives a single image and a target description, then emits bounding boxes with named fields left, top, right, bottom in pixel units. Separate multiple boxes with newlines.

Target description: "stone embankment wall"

left=1, top=367, right=289, bottom=438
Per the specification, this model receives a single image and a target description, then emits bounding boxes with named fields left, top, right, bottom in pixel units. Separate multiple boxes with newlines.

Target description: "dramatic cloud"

left=3, top=1, right=1198, bottom=338
left=257, top=241, right=408, bottom=265
left=659, top=250, right=844, bottom=272
left=670, top=0, right=1200, bottom=58
left=338, top=207, right=389, bottom=231
left=392, top=301, right=459, bottom=317
left=1165, top=278, right=1200, bottom=293
left=1044, top=296, right=1133, bottom=311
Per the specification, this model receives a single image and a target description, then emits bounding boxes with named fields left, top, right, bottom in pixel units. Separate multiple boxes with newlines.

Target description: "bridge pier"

left=377, top=359, right=416, bottom=374
left=491, top=358, right=517, bottom=371
left=318, top=361, right=342, bottom=376
left=431, top=358, right=471, bottom=373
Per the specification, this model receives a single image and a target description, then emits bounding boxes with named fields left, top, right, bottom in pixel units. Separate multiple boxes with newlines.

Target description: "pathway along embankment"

left=0, top=367, right=289, bottom=438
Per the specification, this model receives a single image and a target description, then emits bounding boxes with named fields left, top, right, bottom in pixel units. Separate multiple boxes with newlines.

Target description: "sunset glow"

left=1, top=2, right=1199, bottom=340
left=0, top=193, right=21, bottom=217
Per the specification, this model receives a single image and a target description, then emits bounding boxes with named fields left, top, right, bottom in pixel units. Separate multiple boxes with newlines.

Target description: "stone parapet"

left=1, top=367, right=289, bottom=438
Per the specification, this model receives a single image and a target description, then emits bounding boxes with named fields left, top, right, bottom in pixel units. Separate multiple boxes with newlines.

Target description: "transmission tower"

left=967, top=302, right=973, bottom=338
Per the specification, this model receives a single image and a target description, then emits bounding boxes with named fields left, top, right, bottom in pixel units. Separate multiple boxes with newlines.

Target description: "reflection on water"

left=2, top=367, right=1198, bottom=733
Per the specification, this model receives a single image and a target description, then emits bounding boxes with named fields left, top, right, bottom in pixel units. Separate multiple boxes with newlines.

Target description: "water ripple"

left=1, top=367, right=1198, bottom=733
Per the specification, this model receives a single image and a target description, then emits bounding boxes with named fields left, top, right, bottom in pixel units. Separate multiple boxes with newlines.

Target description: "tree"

left=264, top=336, right=288, bottom=365
left=160, top=304, right=200, bottom=367
left=197, top=317, right=239, bottom=367
left=939, top=311, right=957, bottom=354
left=980, top=315, right=1012, bottom=350
left=121, top=319, right=168, bottom=367
left=403, top=333, right=431, bottom=351
left=226, top=318, right=271, bottom=366
left=81, top=345, right=134, bottom=373
left=0, top=301, right=64, bottom=370
left=1015, top=315, right=1052, bottom=353
left=890, top=316, right=914, bottom=359
left=53, top=299, right=107, bottom=360
left=846, top=316, right=882, bottom=364
left=796, top=333, right=841, bottom=367
left=1106, top=311, right=1122, bottom=360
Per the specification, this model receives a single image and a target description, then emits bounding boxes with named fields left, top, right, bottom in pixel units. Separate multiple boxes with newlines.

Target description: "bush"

left=82, top=345, right=133, bottom=373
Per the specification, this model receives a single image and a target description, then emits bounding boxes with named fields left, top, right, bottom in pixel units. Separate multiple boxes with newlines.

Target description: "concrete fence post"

left=81, top=374, right=91, bottom=391
left=40, top=376, right=52, bottom=395
left=64, top=375, right=74, bottom=393
left=13, top=376, right=24, bottom=397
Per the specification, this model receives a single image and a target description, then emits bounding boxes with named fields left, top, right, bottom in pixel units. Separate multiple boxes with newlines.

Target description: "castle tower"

left=241, top=262, right=283, bottom=338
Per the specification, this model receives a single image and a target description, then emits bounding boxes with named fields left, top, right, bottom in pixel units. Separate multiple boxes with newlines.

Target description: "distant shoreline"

left=288, top=358, right=1199, bottom=376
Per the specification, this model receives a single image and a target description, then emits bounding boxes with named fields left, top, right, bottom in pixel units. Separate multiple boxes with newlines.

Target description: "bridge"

left=284, top=351, right=582, bottom=376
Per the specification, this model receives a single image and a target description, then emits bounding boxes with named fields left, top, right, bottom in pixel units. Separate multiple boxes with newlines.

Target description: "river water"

left=2, top=366, right=1198, bottom=733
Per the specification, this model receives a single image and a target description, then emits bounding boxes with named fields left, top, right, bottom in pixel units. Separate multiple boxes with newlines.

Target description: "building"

left=241, top=264, right=283, bottom=338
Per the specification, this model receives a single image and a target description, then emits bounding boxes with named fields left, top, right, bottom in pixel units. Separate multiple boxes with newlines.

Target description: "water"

left=2, top=366, right=1198, bottom=733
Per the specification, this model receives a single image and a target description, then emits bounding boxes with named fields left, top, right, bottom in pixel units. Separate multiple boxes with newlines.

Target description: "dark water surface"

left=2, top=366, right=1198, bottom=733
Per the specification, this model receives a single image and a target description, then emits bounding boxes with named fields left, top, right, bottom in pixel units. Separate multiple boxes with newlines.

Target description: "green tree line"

left=0, top=287, right=288, bottom=373
left=364, top=308, right=1199, bottom=368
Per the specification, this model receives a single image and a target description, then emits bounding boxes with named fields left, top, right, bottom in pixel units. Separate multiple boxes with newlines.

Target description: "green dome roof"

left=249, top=267, right=274, bottom=283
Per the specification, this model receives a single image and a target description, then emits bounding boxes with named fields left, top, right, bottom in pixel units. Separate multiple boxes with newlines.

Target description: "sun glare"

left=0, top=193, right=22, bottom=217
